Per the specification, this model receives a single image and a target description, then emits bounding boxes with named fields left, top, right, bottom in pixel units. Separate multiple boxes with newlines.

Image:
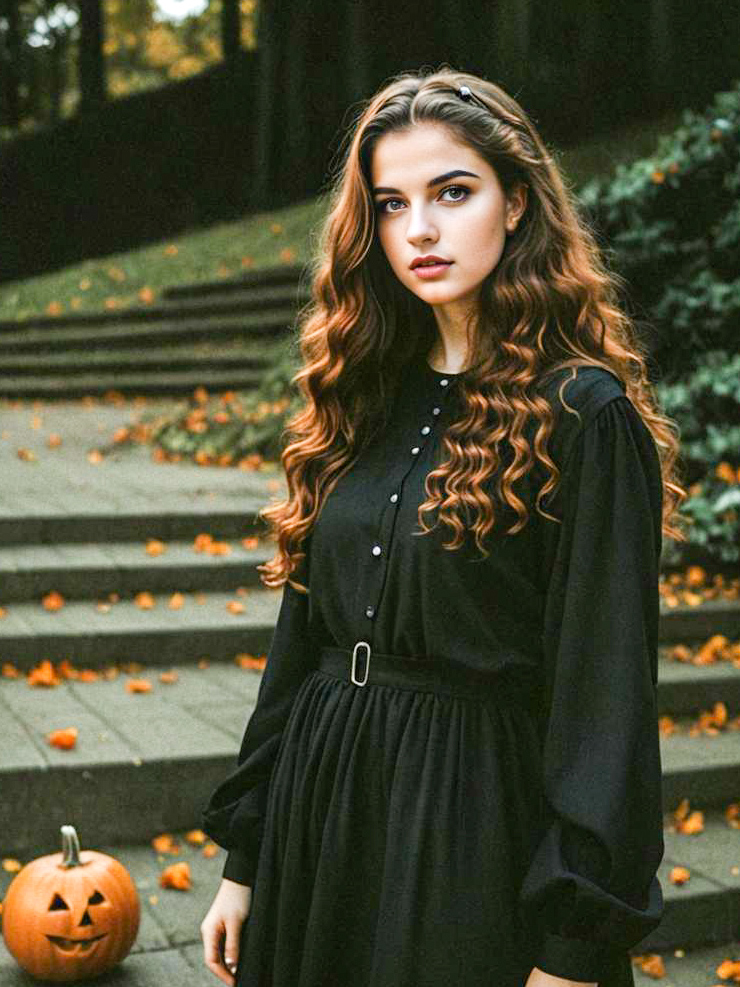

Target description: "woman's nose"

left=406, top=207, right=438, bottom=244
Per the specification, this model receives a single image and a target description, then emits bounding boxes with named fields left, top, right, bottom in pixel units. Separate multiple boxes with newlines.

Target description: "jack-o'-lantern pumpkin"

left=1, top=824, right=140, bottom=982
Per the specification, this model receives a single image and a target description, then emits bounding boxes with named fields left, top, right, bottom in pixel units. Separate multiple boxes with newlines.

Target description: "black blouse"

left=202, top=349, right=665, bottom=981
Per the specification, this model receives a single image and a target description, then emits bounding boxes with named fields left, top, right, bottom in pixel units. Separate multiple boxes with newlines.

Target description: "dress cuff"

left=534, top=932, right=624, bottom=983
left=221, top=847, right=256, bottom=887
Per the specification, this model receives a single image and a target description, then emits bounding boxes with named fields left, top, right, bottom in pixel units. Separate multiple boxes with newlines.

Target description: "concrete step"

left=0, top=337, right=287, bottom=375
left=0, top=307, right=294, bottom=355
left=0, top=586, right=282, bottom=670
left=0, top=659, right=264, bottom=857
left=0, top=281, right=309, bottom=333
left=0, top=487, right=274, bottom=547
left=660, top=597, right=740, bottom=644
left=659, top=648, right=740, bottom=714
left=641, top=806, right=740, bottom=959
left=0, top=366, right=278, bottom=399
left=0, top=538, right=274, bottom=602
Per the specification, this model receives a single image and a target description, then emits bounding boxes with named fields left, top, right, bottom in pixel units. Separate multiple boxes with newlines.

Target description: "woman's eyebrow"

left=372, top=168, right=481, bottom=195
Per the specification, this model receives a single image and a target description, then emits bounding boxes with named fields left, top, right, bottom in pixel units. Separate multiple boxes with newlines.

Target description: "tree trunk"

left=221, top=0, right=241, bottom=62
left=78, top=0, right=106, bottom=114
left=1, top=0, right=22, bottom=129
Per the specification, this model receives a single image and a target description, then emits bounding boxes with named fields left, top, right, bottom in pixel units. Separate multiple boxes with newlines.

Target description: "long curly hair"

left=258, top=65, right=688, bottom=593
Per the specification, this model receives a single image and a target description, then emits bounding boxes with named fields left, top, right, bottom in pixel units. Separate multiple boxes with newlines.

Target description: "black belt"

left=318, top=642, right=539, bottom=709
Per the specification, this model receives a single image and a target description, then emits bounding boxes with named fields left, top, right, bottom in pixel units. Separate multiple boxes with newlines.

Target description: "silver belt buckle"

left=351, top=641, right=371, bottom=686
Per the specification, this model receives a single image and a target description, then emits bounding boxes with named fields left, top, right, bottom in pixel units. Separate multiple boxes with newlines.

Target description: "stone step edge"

left=0, top=504, right=277, bottom=547
left=0, top=341, right=286, bottom=372
left=0, top=307, right=296, bottom=352
left=0, top=541, right=275, bottom=602
left=0, top=280, right=308, bottom=332
left=162, top=263, right=307, bottom=299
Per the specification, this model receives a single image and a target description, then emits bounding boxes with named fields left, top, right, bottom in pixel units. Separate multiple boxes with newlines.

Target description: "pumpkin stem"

left=61, top=825, right=82, bottom=867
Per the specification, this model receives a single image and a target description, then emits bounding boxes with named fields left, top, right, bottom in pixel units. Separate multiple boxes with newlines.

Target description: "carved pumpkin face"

left=2, top=828, right=140, bottom=982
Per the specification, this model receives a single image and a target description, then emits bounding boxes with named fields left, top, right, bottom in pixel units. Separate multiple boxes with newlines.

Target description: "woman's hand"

left=524, top=967, right=597, bottom=987
left=201, top=877, right=252, bottom=984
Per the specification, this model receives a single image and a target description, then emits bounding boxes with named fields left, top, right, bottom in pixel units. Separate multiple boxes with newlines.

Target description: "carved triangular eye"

left=88, top=890, right=105, bottom=904
left=49, top=894, right=68, bottom=911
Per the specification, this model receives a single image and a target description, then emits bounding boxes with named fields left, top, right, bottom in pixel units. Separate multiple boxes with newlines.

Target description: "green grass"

left=0, top=107, right=685, bottom=321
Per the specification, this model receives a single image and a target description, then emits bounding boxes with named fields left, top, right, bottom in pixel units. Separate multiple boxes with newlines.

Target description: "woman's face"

left=370, top=122, right=527, bottom=319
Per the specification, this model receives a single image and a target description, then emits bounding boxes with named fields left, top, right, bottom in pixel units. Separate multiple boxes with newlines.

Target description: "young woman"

left=200, top=66, right=686, bottom=987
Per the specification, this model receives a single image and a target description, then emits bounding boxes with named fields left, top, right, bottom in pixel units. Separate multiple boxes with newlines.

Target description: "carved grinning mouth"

left=46, top=933, right=107, bottom=954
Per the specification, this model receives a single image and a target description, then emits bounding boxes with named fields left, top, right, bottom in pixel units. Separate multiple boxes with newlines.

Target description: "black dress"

left=201, top=344, right=665, bottom=987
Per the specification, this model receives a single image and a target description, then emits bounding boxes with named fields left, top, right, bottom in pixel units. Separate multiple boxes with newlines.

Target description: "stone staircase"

left=0, top=263, right=308, bottom=398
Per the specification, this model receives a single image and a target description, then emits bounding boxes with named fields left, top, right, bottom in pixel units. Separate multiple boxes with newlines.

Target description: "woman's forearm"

left=525, top=966, right=597, bottom=987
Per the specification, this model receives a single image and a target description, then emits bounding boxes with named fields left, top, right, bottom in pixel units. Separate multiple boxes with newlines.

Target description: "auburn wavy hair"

left=257, top=65, right=688, bottom=593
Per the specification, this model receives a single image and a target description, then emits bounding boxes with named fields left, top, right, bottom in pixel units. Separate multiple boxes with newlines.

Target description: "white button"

left=372, top=545, right=382, bottom=556
left=440, top=379, right=449, bottom=387
left=411, top=446, right=420, bottom=455
left=390, top=493, right=398, bottom=503
left=432, top=407, right=441, bottom=415
left=421, top=425, right=430, bottom=435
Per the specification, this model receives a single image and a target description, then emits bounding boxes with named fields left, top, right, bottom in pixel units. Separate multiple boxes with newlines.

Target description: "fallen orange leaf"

left=125, top=678, right=152, bottom=693
left=146, top=539, right=167, bottom=556
left=57, top=659, right=79, bottom=679
left=2, top=858, right=22, bottom=873
left=135, top=591, right=155, bottom=609
left=185, top=829, right=206, bottom=846
left=168, top=592, right=185, bottom=609
left=42, top=590, right=65, bottom=611
left=227, top=600, right=245, bottom=614
left=209, top=541, right=232, bottom=556
left=47, top=727, right=78, bottom=750
left=160, top=861, right=191, bottom=890
left=669, top=865, right=690, bottom=885
left=27, top=659, right=60, bottom=687
left=151, top=833, right=180, bottom=854
left=235, top=654, right=266, bottom=671
left=159, top=670, right=179, bottom=684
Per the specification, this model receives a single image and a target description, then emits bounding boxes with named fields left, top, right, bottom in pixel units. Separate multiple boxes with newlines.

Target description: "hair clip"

left=457, top=84, right=490, bottom=114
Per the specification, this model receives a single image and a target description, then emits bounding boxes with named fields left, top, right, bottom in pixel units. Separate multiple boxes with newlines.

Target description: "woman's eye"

left=441, top=185, right=470, bottom=202
left=375, top=185, right=470, bottom=214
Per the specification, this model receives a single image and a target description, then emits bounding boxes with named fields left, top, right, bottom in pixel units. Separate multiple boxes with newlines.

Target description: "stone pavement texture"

left=0, top=396, right=281, bottom=517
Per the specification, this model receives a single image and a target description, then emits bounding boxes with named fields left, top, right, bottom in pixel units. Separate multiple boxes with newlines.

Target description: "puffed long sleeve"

left=518, top=395, right=665, bottom=984
left=201, top=546, right=316, bottom=887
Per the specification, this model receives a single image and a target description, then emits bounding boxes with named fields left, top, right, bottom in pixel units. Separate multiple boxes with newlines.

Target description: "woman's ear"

left=506, top=182, right=528, bottom=232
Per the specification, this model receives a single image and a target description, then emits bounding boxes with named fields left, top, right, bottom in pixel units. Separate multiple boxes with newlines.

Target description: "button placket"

left=360, top=373, right=459, bottom=646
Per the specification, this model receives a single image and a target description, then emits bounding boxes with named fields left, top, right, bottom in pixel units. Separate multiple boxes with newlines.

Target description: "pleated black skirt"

left=233, top=645, right=622, bottom=987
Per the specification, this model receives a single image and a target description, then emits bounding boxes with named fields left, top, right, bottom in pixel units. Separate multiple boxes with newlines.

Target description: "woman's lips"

left=412, top=262, right=452, bottom=279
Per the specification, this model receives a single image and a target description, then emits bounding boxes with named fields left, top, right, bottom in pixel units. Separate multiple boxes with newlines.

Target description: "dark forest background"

left=1, top=0, right=739, bottom=283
